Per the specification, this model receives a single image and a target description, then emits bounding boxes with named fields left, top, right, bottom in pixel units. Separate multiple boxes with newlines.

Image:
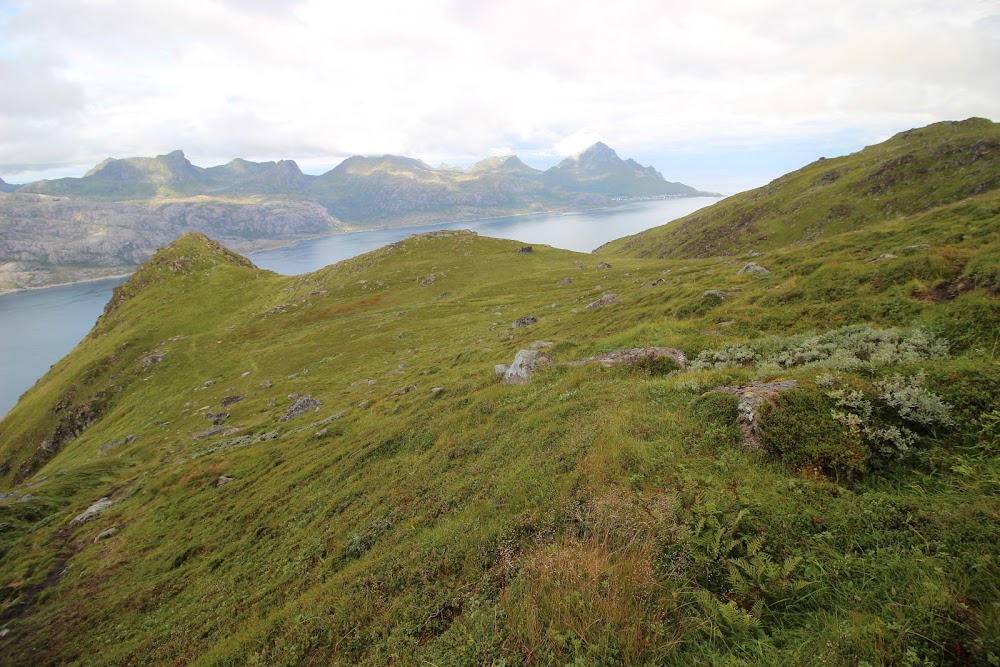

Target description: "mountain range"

left=0, top=118, right=996, bottom=665
left=0, top=144, right=714, bottom=291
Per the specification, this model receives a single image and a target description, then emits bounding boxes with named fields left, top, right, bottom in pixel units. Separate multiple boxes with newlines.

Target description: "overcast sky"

left=0, top=0, right=997, bottom=193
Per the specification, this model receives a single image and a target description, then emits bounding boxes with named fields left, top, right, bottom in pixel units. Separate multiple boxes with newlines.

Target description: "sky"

left=0, top=0, right=997, bottom=194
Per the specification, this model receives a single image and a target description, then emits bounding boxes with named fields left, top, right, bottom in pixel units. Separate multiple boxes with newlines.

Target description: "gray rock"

left=279, top=395, right=321, bottom=420
left=71, top=497, right=113, bottom=526
left=141, top=353, right=164, bottom=369
left=390, top=385, right=417, bottom=397
left=872, top=253, right=897, bottom=262
left=263, top=379, right=273, bottom=388
left=585, top=292, right=618, bottom=309
left=216, top=476, right=235, bottom=488
left=419, top=274, right=436, bottom=286
left=712, top=380, right=798, bottom=449
left=517, top=246, right=533, bottom=254
left=498, top=349, right=551, bottom=385
left=431, top=387, right=444, bottom=396
left=701, top=290, right=726, bottom=301
left=94, top=526, right=118, bottom=542
left=559, top=277, right=573, bottom=285
left=203, top=380, right=216, bottom=388
left=747, top=250, right=761, bottom=257
left=511, top=315, right=538, bottom=328
left=194, top=425, right=225, bottom=439
left=494, top=363, right=510, bottom=376
left=738, top=262, right=770, bottom=275
left=206, top=411, right=229, bottom=425
left=220, top=394, right=244, bottom=407
left=98, top=439, right=123, bottom=455
left=597, top=262, right=612, bottom=269
left=530, top=341, right=554, bottom=350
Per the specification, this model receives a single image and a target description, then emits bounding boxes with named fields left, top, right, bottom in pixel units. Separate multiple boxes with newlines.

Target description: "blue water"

left=0, top=198, right=714, bottom=417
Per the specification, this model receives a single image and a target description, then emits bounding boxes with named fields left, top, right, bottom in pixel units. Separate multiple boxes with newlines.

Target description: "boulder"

left=71, top=497, right=113, bottom=526
left=279, top=394, right=321, bottom=420
left=712, top=380, right=798, bottom=449
left=216, top=476, right=235, bottom=488
left=511, top=315, right=538, bottom=328
left=517, top=246, right=533, bottom=254
left=737, top=262, right=770, bottom=275
left=390, top=385, right=417, bottom=396
left=498, top=349, right=551, bottom=385
left=220, top=394, right=244, bottom=407
left=585, top=292, right=618, bottom=309
left=597, top=262, right=612, bottom=269
left=94, top=526, right=118, bottom=542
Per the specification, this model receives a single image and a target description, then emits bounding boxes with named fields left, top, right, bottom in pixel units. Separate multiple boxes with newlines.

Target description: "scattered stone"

left=94, top=526, right=118, bottom=542
left=350, top=378, right=376, bottom=387
left=315, top=428, right=328, bottom=437
left=220, top=395, right=244, bottom=407
left=206, top=411, right=229, bottom=425
left=718, top=320, right=737, bottom=327
left=712, top=380, right=798, bottom=449
left=279, top=395, right=322, bottom=421
left=585, top=292, right=619, bottom=309
left=738, top=262, right=771, bottom=275
left=872, top=253, right=898, bottom=262
left=390, top=385, right=417, bottom=397
left=497, top=349, right=551, bottom=385
left=567, top=347, right=688, bottom=370
left=141, top=353, right=164, bottom=369
left=597, top=262, right=612, bottom=269
left=216, top=476, right=235, bottom=488
left=225, top=386, right=236, bottom=392
left=221, top=427, right=241, bottom=436
left=701, top=290, right=726, bottom=301
left=435, top=292, right=452, bottom=300
left=397, top=311, right=406, bottom=316
left=358, top=400, right=371, bottom=409
left=288, top=393, right=300, bottom=400
left=263, top=379, right=273, bottom=388
left=0, top=628, right=8, bottom=639
left=203, top=380, right=216, bottom=388
left=517, top=246, right=533, bottom=254
left=559, top=277, right=573, bottom=285
left=310, top=289, right=328, bottom=296
left=511, top=315, right=538, bottom=328
left=530, top=341, right=554, bottom=350
left=431, top=387, right=444, bottom=396
left=419, top=274, right=436, bottom=286
left=578, top=265, right=587, bottom=271
left=648, top=278, right=667, bottom=286
left=747, top=250, right=761, bottom=257
left=397, top=332, right=406, bottom=339
left=71, top=497, right=113, bottom=526
left=240, top=371, right=251, bottom=377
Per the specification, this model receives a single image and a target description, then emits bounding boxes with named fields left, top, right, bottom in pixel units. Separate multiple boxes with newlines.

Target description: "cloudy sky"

left=0, top=0, right=997, bottom=192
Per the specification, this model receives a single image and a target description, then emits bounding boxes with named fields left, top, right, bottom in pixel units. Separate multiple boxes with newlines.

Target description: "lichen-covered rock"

left=738, top=262, right=770, bottom=275
left=585, top=292, right=618, bottom=309
left=71, top=497, right=113, bottom=526
left=517, top=246, right=533, bottom=254
left=498, top=349, right=551, bottom=384
left=280, top=395, right=321, bottom=420
left=712, top=380, right=798, bottom=449
left=511, top=315, right=538, bottom=328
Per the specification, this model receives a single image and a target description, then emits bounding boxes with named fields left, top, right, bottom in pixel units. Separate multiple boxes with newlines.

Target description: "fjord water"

left=0, top=197, right=714, bottom=417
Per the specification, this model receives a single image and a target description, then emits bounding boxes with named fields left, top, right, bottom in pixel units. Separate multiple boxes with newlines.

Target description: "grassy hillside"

left=600, top=118, right=998, bottom=259
left=0, top=182, right=998, bottom=665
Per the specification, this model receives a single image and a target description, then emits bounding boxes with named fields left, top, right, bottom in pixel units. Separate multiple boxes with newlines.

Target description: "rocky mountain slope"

left=0, top=118, right=997, bottom=665
left=2, top=146, right=711, bottom=291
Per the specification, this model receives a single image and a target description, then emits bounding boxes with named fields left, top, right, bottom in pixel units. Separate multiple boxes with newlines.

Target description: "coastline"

left=0, top=195, right=721, bottom=297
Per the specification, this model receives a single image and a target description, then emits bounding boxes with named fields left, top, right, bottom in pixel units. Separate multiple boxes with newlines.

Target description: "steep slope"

left=0, top=178, right=19, bottom=193
left=601, top=118, right=999, bottom=259
left=21, top=150, right=209, bottom=199
left=542, top=142, right=709, bottom=196
left=0, top=188, right=997, bottom=666
left=467, top=155, right=542, bottom=175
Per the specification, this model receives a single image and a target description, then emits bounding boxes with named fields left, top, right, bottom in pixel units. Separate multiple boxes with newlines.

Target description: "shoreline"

left=0, top=195, right=721, bottom=297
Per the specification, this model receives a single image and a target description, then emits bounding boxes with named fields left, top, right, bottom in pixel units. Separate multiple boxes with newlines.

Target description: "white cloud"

left=0, top=0, right=996, bottom=182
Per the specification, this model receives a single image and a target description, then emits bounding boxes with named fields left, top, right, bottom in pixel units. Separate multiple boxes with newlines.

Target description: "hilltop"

left=600, top=118, right=999, bottom=259
left=0, top=119, right=997, bottom=665
left=0, top=145, right=711, bottom=291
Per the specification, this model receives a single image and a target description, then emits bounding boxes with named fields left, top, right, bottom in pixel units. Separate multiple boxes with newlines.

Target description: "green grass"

left=0, top=120, right=998, bottom=665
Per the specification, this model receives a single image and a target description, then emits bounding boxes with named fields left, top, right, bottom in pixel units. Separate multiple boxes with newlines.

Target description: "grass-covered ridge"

left=600, top=117, right=999, bottom=259
left=0, top=121, right=998, bottom=665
